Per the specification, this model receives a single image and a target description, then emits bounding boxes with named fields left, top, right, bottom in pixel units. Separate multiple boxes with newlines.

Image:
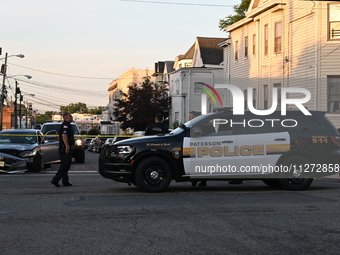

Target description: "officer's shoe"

left=62, top=182, right=73, bottom=187
left=50, top=180, right=61, bottom=187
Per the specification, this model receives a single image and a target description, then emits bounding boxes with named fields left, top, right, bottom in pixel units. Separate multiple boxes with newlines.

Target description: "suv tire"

left=135, top=157, right=172, bottom=192
left=278, top=156, right=314, bottom=191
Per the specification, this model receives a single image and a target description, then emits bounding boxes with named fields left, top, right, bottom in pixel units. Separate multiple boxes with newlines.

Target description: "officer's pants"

left=52, top=150, right=72, bottom=183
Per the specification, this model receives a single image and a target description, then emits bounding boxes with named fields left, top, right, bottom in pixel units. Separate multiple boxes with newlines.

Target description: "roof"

left=182, top=43, right=195, bottom=60
left=164, top=61, right=175, bottom=73
left=196, top=37, right=225, bottom=65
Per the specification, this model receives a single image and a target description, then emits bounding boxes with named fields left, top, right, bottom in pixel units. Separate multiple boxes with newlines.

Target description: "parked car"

left=0, top=129, right=60, bottom=172
left=0, top=152, right=27, bottom=174
left=40, top=122, right=85, bottom=163
left=104, top=138, right=114, bottom=145
left=93, top=135, right=115, bottom=153
left=87, top=138, right=95, bottom=152
left=133, top=131, right=145, bottom=136
left=84, top=138, right=92, bottom=150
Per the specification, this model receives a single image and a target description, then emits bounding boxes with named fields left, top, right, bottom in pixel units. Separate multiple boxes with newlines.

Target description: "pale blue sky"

left=2, top=0, right=240, bottom=112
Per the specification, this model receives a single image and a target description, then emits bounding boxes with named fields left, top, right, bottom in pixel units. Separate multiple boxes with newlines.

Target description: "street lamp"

left=0, top=52, right=26, bottom=130
left=0, top=54, right=24, bottom=61
left=6, top=74, right=32, bottom=80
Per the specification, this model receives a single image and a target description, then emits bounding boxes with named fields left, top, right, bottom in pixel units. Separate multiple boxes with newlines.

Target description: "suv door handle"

left=222, top=140, right=234, bottom=143
left=274, top=138, right=286, bottom=141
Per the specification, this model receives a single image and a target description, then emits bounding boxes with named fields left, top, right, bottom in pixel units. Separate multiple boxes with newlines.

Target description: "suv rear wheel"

left=278, top=156, right=313, bottom=191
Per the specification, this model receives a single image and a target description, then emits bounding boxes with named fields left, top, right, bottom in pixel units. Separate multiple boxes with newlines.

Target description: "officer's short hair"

left=155, top=113, right=164, bottom=122
left=63, top=112, right=71, bottom=120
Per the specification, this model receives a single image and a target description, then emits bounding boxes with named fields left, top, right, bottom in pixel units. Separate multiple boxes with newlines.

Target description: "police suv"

left=99, top=110, right=340, bottom=192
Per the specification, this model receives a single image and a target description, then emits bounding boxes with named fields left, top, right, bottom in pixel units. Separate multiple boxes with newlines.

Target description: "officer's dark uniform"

left=51, top=120, right=74, bottom=185
left=145, top=123, right=168, bottom=136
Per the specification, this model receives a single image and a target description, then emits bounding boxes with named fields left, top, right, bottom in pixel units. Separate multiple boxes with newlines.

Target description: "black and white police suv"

left=99, top=110, right=340, bottom=192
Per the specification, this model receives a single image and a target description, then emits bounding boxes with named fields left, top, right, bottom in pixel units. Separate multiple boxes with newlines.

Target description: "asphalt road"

left=1, top=151, right=340, bottom=255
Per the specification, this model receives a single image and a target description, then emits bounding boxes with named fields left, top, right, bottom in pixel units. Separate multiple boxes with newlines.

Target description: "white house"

left=169, top=37, right=226, bottom=126
left=221, top=0, right=340, bottom=127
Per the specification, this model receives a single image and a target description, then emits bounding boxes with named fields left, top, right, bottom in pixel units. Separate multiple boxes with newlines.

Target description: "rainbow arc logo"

left=196, top=82, right=222, bottom=106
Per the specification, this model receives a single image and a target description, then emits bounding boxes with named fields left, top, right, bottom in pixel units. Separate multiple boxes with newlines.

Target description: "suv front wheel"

left=135, top=157, right=172, bottom=192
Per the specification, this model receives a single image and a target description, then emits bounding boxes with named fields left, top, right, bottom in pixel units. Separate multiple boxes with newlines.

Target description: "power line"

left=14, top=77, right=107, bottom=97
left=7, top=62, right=116, bottom=80
left=119, top=0, right=233, bottom=7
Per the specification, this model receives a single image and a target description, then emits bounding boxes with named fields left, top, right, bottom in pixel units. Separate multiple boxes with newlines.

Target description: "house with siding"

left=169, top=37, right=226, bottom=127
left=221, top=0, right=340, bottom=127
left=102, top=68, right=154, bottom=134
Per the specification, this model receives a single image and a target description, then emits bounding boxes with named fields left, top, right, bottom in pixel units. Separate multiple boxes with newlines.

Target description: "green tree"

left=113, top=79, right=170, bottom=131
left=60, top=102, right=88, bottom=114
left=35, top=111, right=58, bottom=124
left=89, top=107, right=104, bottom=115
left=60, top=102, right=104, bottom=114
left=219, top=0, right=251, bottom=30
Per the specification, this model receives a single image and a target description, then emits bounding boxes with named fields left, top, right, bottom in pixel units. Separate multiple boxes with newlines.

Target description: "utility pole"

left=19, top=93, right=23, bottom=129
left=0, top=52, right=8, bottom=130
left=14, top=80, right=20, bottom=129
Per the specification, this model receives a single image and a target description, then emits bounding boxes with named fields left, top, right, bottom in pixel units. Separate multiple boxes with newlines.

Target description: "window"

left=273, top=83, right=281, bottom=109
left=244, top=36, right=248, bottom=59
left=263, top=85, right=268, bottom=109
left=264, top=24, right=269, bottom=56
left=235, top=41, right=239, bottom=61
left=175, top=112, right=179, bottom=122
left=252, top=34, right=256, bottom=56
left=194, top=82, right=203, bottom=93
left=244, top=89, right=248, bottom=110
left=253, top=88, right=257, bottom=108
left=274, top=22, right=282, bottom=53
left=329, top=3, right=340, bottom=40
left=175, top=80, right=179, bottom=94
left=328, top=76, right=340, bottom=113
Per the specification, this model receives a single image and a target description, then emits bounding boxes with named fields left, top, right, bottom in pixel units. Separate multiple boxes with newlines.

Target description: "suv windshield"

left=41, top=123, right=80, bottom=135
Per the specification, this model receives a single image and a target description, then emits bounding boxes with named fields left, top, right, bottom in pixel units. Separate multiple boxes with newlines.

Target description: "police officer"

left=50, top=112, right=74, bottom=187
left=145, top=113, right=169, bottom=136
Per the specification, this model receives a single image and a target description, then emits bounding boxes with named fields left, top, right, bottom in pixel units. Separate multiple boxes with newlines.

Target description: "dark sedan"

left=0, top=129, right=60, bottom=172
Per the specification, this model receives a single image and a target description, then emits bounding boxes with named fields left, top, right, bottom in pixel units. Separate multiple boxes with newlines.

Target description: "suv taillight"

left=330, top=135, right=340, bottom=146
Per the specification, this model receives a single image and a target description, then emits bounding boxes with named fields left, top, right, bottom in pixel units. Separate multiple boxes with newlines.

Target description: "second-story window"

left=263, top=85, right=268, bottom=109
left=264, top=24, right=269, bottom=56
left=235, top=40, right=239, bottom=61
left=329, top=3, right=340, bottom=40
left=274, top=22, right=282, bottom=53
left=253, top=88, right=257, bottom=108
left=244, top=36, right=248, bottom=59
left=252, top=34, right=256, bottom=56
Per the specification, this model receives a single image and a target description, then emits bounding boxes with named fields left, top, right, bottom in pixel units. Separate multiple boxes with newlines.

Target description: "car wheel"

left=75, top=150, right=85, bottom=163
left=135, top=157, right=172, bottom=192
left=278, top=156, right=313, bottom=191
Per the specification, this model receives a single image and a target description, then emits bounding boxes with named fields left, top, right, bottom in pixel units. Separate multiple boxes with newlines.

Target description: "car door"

left=183, top=114, right=237, bottom=179
left=39, top=131, right=60, bottom=164
left=233, top=114, right=290, bottom=175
